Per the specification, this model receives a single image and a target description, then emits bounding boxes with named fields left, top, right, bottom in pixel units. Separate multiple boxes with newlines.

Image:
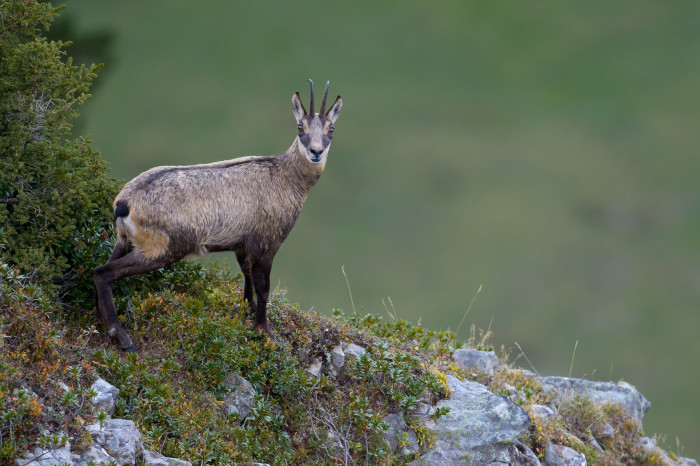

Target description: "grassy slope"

left=64, top=0, right=700, bottom=457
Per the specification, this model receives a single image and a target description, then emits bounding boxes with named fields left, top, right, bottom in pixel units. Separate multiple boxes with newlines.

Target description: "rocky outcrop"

left=408, top=375, right=531, bottom=464
left=16, top=379, right=192, bottom=466
left=452, top=348, right=500, bottom=376
left=15, top=418, right=191, bottom=466
left=406, top=351, right=696, bottom=466
left=539, top=376, right=650, bottom=424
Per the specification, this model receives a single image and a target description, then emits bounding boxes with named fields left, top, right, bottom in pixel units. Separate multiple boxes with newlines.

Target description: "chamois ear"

left=326, top=96, right=342, bottom=124
left=292, top=92, right=307, bottom=122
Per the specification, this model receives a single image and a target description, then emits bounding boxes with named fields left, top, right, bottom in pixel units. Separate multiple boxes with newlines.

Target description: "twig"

left=341, top=265, right=357, bottom=315
left=569, top=340, right=578, bottom=378
left=456, top=284, right=482, bottom=336
left=513, top=341, right=540, bottom=376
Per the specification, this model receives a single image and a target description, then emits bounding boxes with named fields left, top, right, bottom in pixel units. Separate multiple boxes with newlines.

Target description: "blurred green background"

left=63, top=0, right=699, bottom=456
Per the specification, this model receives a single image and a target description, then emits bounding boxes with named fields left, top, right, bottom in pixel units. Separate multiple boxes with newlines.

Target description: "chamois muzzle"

left=309, top=148, right=324, bottom=163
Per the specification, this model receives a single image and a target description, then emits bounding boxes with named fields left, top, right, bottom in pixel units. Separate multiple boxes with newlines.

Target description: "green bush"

left=0, top=0, right=119, bottom=300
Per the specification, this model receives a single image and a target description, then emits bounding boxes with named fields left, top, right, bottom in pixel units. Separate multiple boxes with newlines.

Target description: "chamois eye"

left=297, top=123, right=303, bottom=132
left=328, top=124, right=334, bottom=134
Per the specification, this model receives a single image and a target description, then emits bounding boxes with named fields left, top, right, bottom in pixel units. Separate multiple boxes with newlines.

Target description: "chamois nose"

left=310, top=148, right=323, bottom=157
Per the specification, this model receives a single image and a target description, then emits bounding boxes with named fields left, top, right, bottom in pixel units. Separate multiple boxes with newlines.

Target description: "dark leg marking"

left=235, top=249, right=255, bottom=315
left=94, top=250, right=178, bottom=351
left=94, top=238, right=130, bottom=328
left=251, top=257, right=275, bottom=340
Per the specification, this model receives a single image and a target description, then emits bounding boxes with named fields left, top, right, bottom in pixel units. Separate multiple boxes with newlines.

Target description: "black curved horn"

left=319, top=81, right=330, bottom=115
left=308, top=79, right=315, bottom=115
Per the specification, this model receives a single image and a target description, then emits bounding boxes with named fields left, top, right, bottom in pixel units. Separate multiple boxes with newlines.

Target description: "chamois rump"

left=93, top=80, right=342, bottom=351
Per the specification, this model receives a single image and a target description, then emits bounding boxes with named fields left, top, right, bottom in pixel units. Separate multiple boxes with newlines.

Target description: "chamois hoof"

left=255, top=324, right=281, bottom=345
left=121, top=344, right=139, bottom=353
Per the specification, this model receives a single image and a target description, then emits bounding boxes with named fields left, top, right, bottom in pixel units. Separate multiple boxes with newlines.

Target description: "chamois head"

left=292, top=79, right=343, bottom=164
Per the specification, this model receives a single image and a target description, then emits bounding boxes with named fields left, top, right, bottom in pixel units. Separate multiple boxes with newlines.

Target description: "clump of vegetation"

left=0, top=259, right=100, bottom=462
left=85, top=285, right=455, bottom=464
left=1, top=256, right=456, bottom=464
left=0, top=1, right=119, bottom=300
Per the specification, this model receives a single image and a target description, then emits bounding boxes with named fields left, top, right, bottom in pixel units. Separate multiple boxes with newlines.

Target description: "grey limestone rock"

left=343, top=342, right=366, bottom=360
left=91, top=377, right=120, bottom=415
left=544, top=443, right=587, bottom=466
left=306, top=357, right=323, bottom=378
left=508, top=367, right=538, bottom=378
left=329, top=342, right=366, bottom=375
left=16, top=420, right=192, bottom=466
left=87, top=418, right=141, bottom=465
left=585, top=434, right=603, bottom=452
left=382, top=413, right=419, bottom=459
left=408, top=375, right=530, bottom=465
left=222, top=373, right=256, bottom=420
left=637, top=437, right=699, bottom=466
left=75, top=443, right=114, bottom=464
left=15, top=444, right=74, bottom=466
left=141, top=447, right=193, bottom=466
left=529, top=404, right=557, bottom=422
left=452, top=348, right=500, bottom=376
left=330, top=344, right=345, bottom=375
left=539, top=376, right=650, bottom=424
left=599, top=422, right=615, bottom=441
left=510, top=440, right=542, bottom=466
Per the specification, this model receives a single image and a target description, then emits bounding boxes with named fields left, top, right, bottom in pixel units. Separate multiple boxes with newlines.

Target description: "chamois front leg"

left=235, top=249, right=255, bottom=315
left=251, top=257, right=274, bottom=340
left=94, top=250, right=176, bottom=351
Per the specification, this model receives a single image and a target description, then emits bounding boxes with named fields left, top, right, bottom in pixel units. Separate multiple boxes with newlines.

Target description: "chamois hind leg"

left=107, top=236, right=130, bottom=262
left=94, top=237, right=130, bottom=328
left=235, top=249, right=255, bottom=316
left=94, top=250, right=176, bottom=351
left=251, top=257, right=274, bottom=340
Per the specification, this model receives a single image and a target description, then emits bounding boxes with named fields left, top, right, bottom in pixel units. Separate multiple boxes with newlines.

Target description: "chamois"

left=93, top=80, right=343, bottom=351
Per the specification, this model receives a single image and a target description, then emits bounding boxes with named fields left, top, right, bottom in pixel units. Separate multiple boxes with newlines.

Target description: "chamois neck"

left=280, top=138, right=324, bottom=191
